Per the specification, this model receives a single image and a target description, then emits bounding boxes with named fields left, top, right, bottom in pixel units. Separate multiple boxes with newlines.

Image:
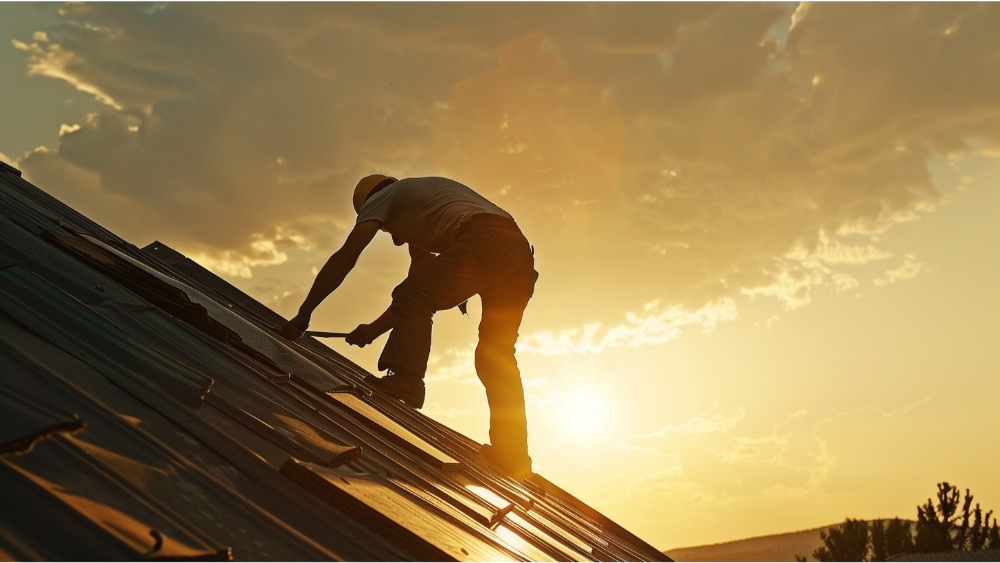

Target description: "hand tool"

left=305, top=331, right=350, bottom=338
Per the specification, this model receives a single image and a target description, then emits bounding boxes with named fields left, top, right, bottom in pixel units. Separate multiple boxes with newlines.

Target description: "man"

left=281, top=175, right=538, bottom=478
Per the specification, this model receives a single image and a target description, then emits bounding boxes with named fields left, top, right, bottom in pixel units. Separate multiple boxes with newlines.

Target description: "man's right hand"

left=280, top=312, right=311, bottom=340
left=346, top=323, right=379, bottom=348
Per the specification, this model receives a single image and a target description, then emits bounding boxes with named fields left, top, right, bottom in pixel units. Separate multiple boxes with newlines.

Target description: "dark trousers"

left=379, top=215, right=537, bottom=458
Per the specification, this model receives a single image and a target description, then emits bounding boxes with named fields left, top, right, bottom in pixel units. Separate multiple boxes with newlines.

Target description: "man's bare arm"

left=280, top=220, right=381, bottom=339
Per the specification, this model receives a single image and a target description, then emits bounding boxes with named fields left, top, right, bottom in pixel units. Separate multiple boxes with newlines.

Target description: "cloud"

left=740, top=260, right=826, bottom=311
left=186, top=223, right=328, bottom=278
left=16, top=3, right=455, bottom=254
left=9, top=3, right=1000, bottom=327
left=433, top=30, right=626, bottom=233
left=789, top=236, right=894, bottom=266
left=518, top=298, right=738, bottom=356
left=609, top=407, right=818, bottom=509
left=522, top=377, right=549, bottom=389
left=874, top=255, right=935, bottom=287
left=618, top=407, right=747, bottom=456
left=12, top=34, right=123, bottom=109
left=188, top=246, right=285, bottom=279
left=611, top=458, right=684, bottom=501
left=714, top=409, right=809, bottom=465
left=740, top=233, right=894, bottom=309
left=788, top=2, right=810, bottom=32
left=831, top=273, right=859, bottom=293
left=527, top=390, right=559, bottom=410
left=425, top=347, right=476, bottom=383
left=423, top=297, right=736, bottom=390
left=809, top=399, right=932, bottom=493
left=609, top=400, right=933, bottom=509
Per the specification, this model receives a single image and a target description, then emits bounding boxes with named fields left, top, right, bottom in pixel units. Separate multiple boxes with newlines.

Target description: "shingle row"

left=0, top=163, right=670, bottom=562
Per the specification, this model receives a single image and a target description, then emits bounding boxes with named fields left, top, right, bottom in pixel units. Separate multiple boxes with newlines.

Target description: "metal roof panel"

left=0, top=167, right=671, bottom=561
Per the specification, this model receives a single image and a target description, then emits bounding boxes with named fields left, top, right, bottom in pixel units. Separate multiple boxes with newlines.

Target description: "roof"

left=889, top=548, right=1000, bottom=562
left=0, top=160, right=671, bottom=562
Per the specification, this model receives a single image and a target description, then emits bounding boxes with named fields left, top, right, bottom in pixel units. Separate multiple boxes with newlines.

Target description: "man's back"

left=355, top=176, right=512, bottom=252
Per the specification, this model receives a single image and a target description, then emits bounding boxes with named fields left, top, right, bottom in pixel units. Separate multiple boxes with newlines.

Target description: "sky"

left=2, top=2, right=998, bottom=551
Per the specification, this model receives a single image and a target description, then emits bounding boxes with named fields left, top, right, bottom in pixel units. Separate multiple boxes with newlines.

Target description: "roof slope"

left=0, top=160, right=670, bottom=562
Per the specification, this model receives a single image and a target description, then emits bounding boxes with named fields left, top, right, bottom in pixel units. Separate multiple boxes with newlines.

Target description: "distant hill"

left=664, top=523, right=846, bottom=562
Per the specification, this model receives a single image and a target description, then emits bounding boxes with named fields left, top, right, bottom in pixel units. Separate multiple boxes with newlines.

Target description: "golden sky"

left=2, top=2, right=998, bottom=550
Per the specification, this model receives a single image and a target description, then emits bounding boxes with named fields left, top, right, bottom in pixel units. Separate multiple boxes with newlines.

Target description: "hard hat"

left=353, top=174, right=398, bottom=213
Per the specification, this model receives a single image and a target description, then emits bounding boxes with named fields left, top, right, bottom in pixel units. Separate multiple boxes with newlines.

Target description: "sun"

left=558, top=390, right=611, bottom=437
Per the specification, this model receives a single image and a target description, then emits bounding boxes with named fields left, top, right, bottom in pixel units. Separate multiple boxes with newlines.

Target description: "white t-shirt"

left=355, top=177, right=512, bottom=253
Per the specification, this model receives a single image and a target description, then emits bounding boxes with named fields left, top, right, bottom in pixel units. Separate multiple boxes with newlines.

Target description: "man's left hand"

left=346, top=323, right=378, bottom=348
left=280, top=312, right=311, bottom=340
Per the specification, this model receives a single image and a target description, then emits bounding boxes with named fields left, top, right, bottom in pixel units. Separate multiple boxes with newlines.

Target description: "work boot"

left=365, top=370, right=425, bottom=409
left=480, top=444, right=533, bottom=480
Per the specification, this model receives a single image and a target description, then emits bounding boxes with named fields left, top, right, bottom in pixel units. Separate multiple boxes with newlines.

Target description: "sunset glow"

left=2, top=2, right=998, bottom=552
left=558, top=390, right=611, bottom=438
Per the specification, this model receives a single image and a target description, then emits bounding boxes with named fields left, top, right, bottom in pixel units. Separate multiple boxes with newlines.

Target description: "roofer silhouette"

left=281, top=175, right=538, bottom=478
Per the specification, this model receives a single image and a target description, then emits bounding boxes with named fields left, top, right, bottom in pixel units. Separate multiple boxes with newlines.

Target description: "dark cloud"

left=12, top=2, right=1000, bottom=326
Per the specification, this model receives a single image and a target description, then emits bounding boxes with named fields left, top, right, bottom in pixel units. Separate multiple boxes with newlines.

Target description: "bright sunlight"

left=558, top=390, right=611, bottom=437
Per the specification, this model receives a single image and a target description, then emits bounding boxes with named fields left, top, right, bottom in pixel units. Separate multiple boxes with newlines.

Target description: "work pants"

left=379, top=215, right=537, bottom=459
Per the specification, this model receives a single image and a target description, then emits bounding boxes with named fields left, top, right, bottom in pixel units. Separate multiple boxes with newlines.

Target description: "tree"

left=915, top=482, right=960, bottom=552
left=869, top=520, right=886, bottom=562
left=884, top=518, right=915, bottom=558
left=813, top=518, right=870, bottom=562
left=869, top=518, right=913, bottom=561
left=967, top=505, right=1000, bottom=551
left=914, top=482, right=999, bottom=553
left=801, top=518, right=915, bottom=562
left=795, top=482, right=996, bottom=561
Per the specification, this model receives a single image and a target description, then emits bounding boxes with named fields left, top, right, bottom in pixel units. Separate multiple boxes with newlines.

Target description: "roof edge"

left=1, top=160, right=22, bottom=177
left=527, top=474, right=672, bottom=561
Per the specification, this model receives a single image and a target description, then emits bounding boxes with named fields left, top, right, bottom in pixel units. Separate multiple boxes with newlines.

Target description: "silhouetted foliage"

left=967, top=503, right=1000, bottom=551
left=813, top=518, right=870, bottom=562
left=915, top=482, right=1000, bottom=553
left=990, top=523, right=1000, bottom=550
left=795, top=482, right=996, bottom=561
left=869, top=518, right=913, bottom=561
left=915, top=482, right=960, bottom=552
left=869, top=519, right=886, bottom=562
left=802, top=518, right=914, bottom=561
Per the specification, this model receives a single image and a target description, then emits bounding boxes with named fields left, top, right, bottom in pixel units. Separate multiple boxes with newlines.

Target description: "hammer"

left=305, top=331, right=350, bottom=339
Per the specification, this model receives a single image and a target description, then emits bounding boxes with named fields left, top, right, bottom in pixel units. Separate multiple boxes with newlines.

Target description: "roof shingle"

left=0, top=160, right=670, bottom=562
